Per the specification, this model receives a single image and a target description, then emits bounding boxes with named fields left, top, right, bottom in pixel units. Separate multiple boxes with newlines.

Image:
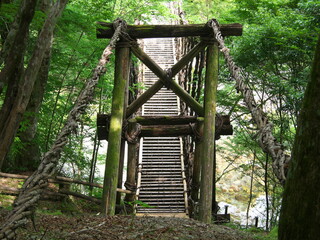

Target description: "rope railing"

left=0, top=18, right=126, bottom=240
left=208, top=19, right=290, bottom=184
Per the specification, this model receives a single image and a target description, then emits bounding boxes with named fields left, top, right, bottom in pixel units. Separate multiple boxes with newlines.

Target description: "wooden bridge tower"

left=96, top=21, right=242, bottom=222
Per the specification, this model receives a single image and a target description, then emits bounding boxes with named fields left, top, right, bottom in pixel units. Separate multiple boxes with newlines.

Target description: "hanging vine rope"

left=0, top=18, right=126, bottom=240
left=208, top=19, right=290, bottom=184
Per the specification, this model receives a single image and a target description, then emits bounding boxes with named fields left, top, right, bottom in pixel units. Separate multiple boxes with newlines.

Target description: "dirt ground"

left=0, top=211, right=254, bottom=240
left=0, top=176, right=255, bottom=240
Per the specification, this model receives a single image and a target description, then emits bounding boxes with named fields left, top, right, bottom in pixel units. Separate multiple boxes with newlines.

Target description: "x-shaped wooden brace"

left=126, top=40, right=210, bottom=118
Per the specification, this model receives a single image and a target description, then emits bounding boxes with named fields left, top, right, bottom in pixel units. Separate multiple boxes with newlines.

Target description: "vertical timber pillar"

left=116, top=67, right=130, bottom=205
left=102, top=40, right=130, bottom=215
left=199, top=40, right=219, bottom=223
left=191, top=117, right=204, bottom=218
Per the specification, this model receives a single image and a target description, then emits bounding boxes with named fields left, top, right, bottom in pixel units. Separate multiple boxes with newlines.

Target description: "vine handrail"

left=209, top=19, right=290, bottom=184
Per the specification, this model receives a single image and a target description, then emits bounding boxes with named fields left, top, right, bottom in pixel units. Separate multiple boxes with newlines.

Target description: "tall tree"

left=14, top=0, right=54, bottom=171
left=278, top=35, right=320, bottom=239
left=0, top=0, right=68, bottom=170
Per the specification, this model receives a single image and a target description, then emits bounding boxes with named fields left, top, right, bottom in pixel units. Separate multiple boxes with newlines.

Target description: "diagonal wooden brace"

left=171, top=41, right=207, bottom=75
left=127, top=42, right=206, bottom=117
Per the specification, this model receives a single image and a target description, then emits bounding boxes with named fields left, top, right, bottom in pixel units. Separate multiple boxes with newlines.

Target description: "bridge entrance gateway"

left=97, top=20, right=243, bottom=221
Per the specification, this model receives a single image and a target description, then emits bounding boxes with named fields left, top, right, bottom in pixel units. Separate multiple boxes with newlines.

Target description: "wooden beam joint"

left=97, top=114, right=232, bottom=139
left=97, top=22, right=243, bottom=39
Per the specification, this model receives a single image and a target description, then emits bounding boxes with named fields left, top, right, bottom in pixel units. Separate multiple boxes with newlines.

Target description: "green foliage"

left=38, top=209, right=64, bottom=216
left=125, top=200, right=155, bottom=208
left=0, top=3, right=19, bottom=26
left=182, top=0, right=237, bottom=23
left=1, top=1, right=318, bottom=231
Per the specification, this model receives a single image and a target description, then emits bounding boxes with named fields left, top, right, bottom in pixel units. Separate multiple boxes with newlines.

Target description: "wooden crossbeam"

left=134, top=116, right=198, bottom=125
left=96, top=114, right=233, bottom=140
left=126, top=79, right=163, bottom=117
left=97, top=22, right=242, bottom=39
left=126, top=41, right=207, bottom=117
left=139, top=124, right=232, bottom=137
left=129, top=43, right=204, bottom=116
left=171, top=41, right=208, bottom=75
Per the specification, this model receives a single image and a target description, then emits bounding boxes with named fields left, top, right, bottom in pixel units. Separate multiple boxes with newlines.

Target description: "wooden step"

left=137, top=38, right=187, bottom=216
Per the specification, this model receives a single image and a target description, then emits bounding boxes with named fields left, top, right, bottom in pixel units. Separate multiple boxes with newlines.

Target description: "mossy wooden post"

left=124, top=119, right=140, bottom=208
left=116, top=66, right=130, bottom=205
left=191, top=117, right=204, bottom=218
left=199, top=40, right=219, bottom=223
left=102, top=40, right=130, bottom=215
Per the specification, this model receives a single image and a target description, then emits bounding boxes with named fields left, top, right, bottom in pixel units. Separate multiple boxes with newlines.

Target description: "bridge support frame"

left=97, top=20, right=242, bottom=219
left=199, top=41, right=219, bottom=223
left=102, top=40, right=131, bottom=215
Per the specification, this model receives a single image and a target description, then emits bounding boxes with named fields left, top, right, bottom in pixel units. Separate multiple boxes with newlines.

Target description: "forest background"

left=0, top=0, right=319, bottom=234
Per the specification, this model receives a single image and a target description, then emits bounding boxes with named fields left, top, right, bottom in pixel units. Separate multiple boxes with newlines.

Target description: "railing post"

left=102, top=40, right=131, bottom=215
left=199, top=40, right=219, bottom=223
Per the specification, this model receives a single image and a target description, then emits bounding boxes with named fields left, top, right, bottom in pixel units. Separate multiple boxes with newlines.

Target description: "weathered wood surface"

left=126, top=80, right=164, bottom=117
left=102, top=42, right=131, bottom=216
left=124, top=119, right=139, bottom=203
left=199, top=43, right=219, bottom=223
left=191, top=118, right=204, bottom=215
left=140, top=124, right=193, bottom=137
left=0, top=172, right=133, bottom=194
left=171, top=41, right=208, bottom=76
left=135, top=116, right=198, bottom=125
left=140, top=124, right=232, bottom=137
left=97, top=114, right=230, bottom=125
left=131, top=44, right=204, bottom=116
left=0, top=185, right=102, bottom=204
left=97, top=114, right=232, bottom=139
left=97, top=22, right=243, bottom=39
left=126, top=41, right=207, bottom=117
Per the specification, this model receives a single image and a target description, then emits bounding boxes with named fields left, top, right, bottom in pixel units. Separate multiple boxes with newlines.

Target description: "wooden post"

left=199, top=41, right=219, bottom=223
left=116, top=63, right=130, bottom=205
left=102, top=40, right=130, bottom=215
left=191, top=117, right=204, bottom=218
left=124, top=119, right=139, bottom=204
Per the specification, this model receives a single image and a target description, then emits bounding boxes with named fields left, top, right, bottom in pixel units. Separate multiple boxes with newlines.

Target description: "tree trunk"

left=14, top=47, right=52, bottom=171
left=15, top=1, right=54, bottom=165
left=0, top=19, right=124, bottom=238
left=246, top=151, right=256, bottom=228
left=0, top=0, right=67, bottom=170
left=0, top=0, right=36, bottom=85
left=278, top=35, right=320, bottom=239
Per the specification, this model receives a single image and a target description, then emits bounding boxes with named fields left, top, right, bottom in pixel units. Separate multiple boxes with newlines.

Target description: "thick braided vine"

left=208, top=19, right=290, bottom=184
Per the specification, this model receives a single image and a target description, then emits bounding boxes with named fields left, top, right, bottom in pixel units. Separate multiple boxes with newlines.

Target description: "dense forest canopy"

left=0, top=0, right=319, bottom=238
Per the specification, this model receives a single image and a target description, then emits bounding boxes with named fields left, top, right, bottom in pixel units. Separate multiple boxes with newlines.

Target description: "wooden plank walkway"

left=136, top=38, right=188, bottom=217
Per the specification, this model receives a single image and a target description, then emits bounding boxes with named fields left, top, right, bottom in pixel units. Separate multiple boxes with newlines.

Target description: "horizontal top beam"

left=97, top=22, right=242, bottom=39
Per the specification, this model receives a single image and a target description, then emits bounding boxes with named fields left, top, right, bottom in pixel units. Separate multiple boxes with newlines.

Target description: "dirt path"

left=0, top=211, right=254, bottom=240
